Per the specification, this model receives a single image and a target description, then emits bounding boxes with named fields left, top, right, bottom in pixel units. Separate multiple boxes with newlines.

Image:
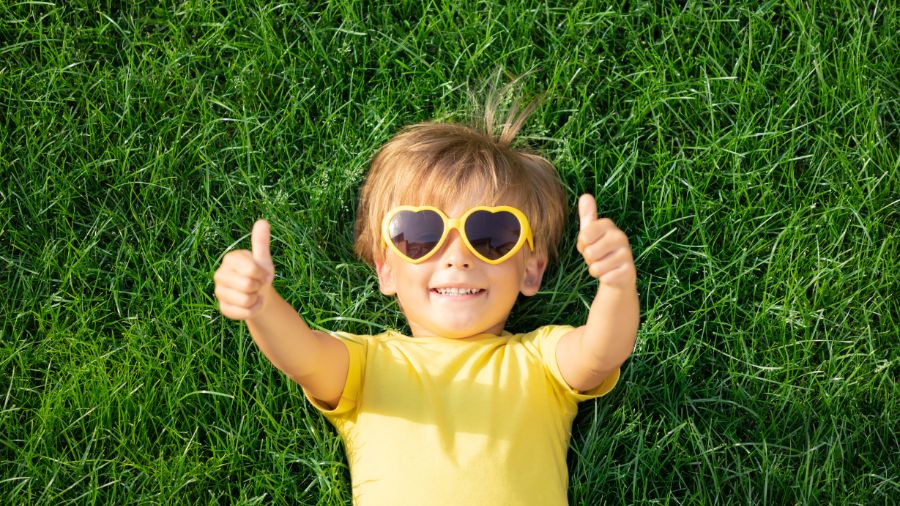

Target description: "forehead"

left=393, top=179, right=526, bottom=210
left=396, top=192, right=526, bottom=219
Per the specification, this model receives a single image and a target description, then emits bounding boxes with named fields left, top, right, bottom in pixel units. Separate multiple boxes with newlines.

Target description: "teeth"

left=436, top=287, right=481, bottom=296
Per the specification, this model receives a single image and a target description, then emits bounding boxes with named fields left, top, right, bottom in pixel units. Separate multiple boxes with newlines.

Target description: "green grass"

left=1, top=0, right=897, bottom=504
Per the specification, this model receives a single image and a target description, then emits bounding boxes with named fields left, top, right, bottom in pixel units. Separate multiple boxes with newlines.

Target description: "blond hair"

left=353, top=96, right=567, bottom=266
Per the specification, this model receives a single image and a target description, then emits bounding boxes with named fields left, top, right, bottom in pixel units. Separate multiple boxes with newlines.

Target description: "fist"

left=214, top=219, right=276, bottom=320
left=576, top=194, right=637, bottom=288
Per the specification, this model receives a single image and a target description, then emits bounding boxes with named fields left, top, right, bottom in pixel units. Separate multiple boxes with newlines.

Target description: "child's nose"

left=439, top=230, right=474, bottom=269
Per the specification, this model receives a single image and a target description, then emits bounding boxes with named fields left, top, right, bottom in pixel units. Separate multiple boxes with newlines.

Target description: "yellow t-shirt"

left=304, top=325, right=620, bottom=506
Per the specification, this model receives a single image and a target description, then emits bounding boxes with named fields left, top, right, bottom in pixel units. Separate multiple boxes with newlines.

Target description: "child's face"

left=375, top=198, right=547, bottom=339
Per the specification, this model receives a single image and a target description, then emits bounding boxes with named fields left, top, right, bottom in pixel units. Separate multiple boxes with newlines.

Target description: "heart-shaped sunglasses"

left=381, top=205, right=534, bottom=264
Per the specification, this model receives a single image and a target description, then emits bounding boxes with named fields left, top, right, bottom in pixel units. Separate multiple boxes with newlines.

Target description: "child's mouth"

left=430, top=287, right=486, bottom=297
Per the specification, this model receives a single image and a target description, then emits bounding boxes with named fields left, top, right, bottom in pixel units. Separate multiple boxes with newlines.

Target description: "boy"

left=213, top=100, right=639, bottom=505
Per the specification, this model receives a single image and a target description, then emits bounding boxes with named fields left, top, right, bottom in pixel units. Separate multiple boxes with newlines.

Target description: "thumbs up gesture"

left=214, top=220, right=276, bottom=320
left=576, top=194, right=637, bottom=289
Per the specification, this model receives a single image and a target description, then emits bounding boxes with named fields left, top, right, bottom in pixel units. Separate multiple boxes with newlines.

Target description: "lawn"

left=1, top=1, right=897, bottom=504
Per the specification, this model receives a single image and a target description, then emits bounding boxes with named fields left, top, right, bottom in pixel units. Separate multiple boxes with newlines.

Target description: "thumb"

left=578, top=194, right=598, bottom=231
left=251, top=219, right=274, bottom=277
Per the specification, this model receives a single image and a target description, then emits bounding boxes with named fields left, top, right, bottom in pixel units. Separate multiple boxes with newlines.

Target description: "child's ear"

left=520, top=255, right=547, bottom=296
left=375, top=259, right=397, bottom=295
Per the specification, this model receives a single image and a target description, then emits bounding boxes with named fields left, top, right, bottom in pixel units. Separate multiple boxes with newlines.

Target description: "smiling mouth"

left=431, top=287, right=485, bottom=296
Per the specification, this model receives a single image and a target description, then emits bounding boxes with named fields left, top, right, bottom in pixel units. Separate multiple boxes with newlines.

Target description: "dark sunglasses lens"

left=389, top=210, right=444, bottom=260
left=465, top=210, right=522, bottom=260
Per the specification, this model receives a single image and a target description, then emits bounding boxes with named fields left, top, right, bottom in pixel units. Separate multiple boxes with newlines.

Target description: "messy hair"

left=353, top=93, right=567, bottom=266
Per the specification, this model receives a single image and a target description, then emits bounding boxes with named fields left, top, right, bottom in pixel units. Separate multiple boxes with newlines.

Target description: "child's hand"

left=214, top=220, right=276, bottom=320
left=576, top=194, right=637, bottom=289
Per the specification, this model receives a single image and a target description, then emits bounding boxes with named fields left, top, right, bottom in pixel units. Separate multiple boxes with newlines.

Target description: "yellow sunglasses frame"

left=381, top=205, right=534, bottom=265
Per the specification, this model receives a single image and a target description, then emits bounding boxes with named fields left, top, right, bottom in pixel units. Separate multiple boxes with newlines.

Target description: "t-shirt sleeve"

left=302, top=331, right=367, bottom=418
left=528, top=325, right=621, bottom=402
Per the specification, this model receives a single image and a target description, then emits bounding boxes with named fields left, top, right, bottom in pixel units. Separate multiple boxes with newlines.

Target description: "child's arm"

left=214, top=220, right=349, bottom=408
left=556, top=194, right=639, bottom=392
